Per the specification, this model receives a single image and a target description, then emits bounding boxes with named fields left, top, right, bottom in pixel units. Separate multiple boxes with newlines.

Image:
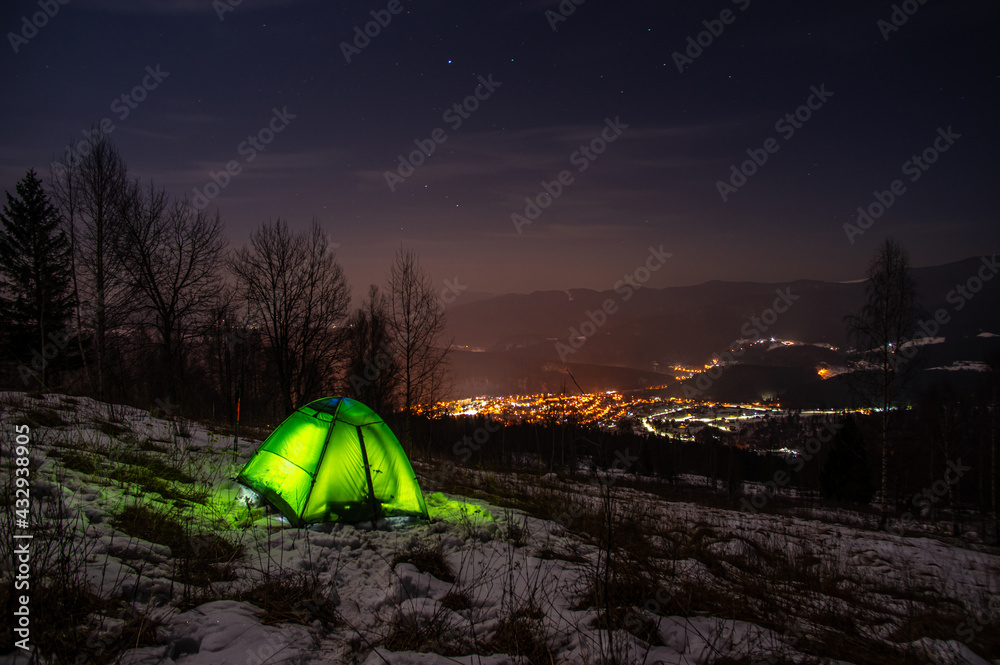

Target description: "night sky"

left=1, top=0, right=997, bottom=301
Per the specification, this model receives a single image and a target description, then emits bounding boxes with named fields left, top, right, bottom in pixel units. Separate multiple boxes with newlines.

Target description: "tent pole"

left=232, top=383, right=242, bottom=466
left=303, top=403, right=342, bottom=527
left=357, top=426, right=381, bottom=528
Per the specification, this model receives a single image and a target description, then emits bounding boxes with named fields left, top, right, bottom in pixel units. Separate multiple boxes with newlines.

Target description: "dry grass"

left=14, top=406, right=69, bottom=428
left=391, top=546, right=455, bottom=583
left=108, top=464, right=206, bottom=506
left=138, top=438, right=170, bottom=453
left=55, top=448, right=101, bottom=474
left=485, top=606, right=551, bottom=665
left=381, top=609, right=467, bottom=657
left=534, top=546, right=587, bottom=563
left=109, top=449, right=195, bottom=484
left=0, top=580, right=161, bottom=664
left=236, top=573, right=340, bottom=626
left=109, top=503, right=243, bottom=588
left=0, top=482, right=164, bottom=665
left=500, top=509, right=530, bottom=547
left=93, top=417, right=130, bottom=437
left=4, top=396, right=996, bottom=665
left=440, top=589, right=473, bottom=611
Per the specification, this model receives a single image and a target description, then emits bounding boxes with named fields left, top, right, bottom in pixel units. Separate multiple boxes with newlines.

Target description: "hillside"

left=443, top=256, right=1000, bottom=400
left=1, top=392, right=998, bottom=664
left=445, top=351, right=670, bottom=400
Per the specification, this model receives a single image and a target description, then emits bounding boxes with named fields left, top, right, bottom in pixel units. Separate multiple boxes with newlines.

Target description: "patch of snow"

left=3, top=391, right=999, bottom=665
left=901, top=336, right=945, bottom=348
left=362, top=652, right=516, bottom=665
left=927, top=361, right=990, bottom=372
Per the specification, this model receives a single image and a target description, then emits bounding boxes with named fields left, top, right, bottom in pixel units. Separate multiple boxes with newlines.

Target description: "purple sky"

left=1, top=0, right=997, bottom=302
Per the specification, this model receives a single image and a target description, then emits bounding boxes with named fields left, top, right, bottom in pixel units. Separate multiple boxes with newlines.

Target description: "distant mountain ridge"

left=442, top=256, right=1000, bottom=398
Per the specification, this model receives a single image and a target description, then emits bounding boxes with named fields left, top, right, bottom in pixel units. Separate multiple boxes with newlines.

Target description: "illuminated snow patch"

left=927, top=361, right=990, bottom=372
left=901, top=336, right=945, bottom=348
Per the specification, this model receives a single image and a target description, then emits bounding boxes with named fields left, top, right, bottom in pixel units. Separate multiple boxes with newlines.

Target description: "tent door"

left=357, top=425, right=381, bottom=525
left=301, top=403, right=342, bottom=527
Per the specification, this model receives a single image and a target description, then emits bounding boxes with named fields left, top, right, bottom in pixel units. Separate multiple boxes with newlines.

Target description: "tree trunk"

left=992, top=397, right=998, bottom=542
left=878, top=355, right=891, bottom=530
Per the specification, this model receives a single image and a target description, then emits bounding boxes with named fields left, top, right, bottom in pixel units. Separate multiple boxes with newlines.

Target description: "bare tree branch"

left=229, top=219, right=349, bottom=414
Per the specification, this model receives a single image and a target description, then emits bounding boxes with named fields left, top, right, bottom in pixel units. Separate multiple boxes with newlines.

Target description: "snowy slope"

left=0, top=392, right=997, bottom=665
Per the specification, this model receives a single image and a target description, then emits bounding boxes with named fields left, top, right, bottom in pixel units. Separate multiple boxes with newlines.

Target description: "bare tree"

left=47, top=157, right=87, bottom=389
left=230, top=219, right=349, bottom=414
left=203, top=286, right=246, bottom=422
left=113, top=181, right=227, bottom=405
left=343, top=284, right=400, bottom=415
left=844, top=237, right=921, bottom=529
left=49, top=134, right=131, bottom=398
left=385, top=248, right=450, bottom=445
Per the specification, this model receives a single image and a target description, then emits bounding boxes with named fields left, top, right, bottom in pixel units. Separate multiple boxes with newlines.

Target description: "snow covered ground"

left=0, top=392, right=997, bottom=665
left=927, top=361, right=992, bottom=372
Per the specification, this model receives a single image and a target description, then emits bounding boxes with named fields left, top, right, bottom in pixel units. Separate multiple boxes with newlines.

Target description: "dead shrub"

left=23, top=407, right=69, bottom=428
left=237, top=573, right=339, bottom=626
left=110, top=503, right=242, bottom=589
left=440, top=590, right=472, bottom=611
left=485, top=607, right=550, bottom=665
left=0, top=580, right=160, bottom=664
left=57, top=448, right=101, bottom=475
left=94, top=418, right=130, bottom=437
left=391, top=546, right=455, bottom=583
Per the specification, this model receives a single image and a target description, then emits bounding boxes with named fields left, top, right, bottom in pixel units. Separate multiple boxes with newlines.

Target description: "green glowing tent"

left=237, top=397, right=429, bottom=526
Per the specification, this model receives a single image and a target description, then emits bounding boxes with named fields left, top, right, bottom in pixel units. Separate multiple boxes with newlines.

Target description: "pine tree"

left=0, top=169, right=75, bottom=388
